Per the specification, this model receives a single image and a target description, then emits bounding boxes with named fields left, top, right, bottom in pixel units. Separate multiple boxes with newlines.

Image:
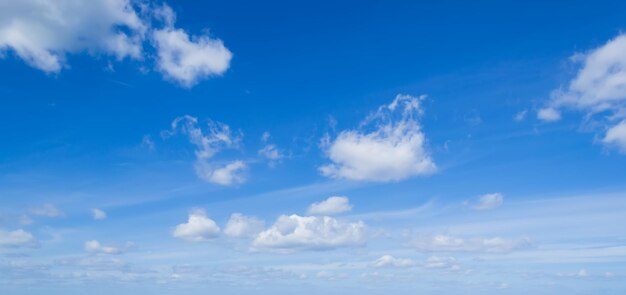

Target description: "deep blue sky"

left=1, top=1, right=626, bottom=294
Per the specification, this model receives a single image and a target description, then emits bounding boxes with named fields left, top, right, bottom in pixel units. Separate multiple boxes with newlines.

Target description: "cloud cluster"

left=165, top=115, right=246, bottom=186
left=320, top=94, right=436, bottom=182
left=30, top=204, right=64, bottom=218
left=172, top=209, right=220, bottom=242
left=373, top=255, right=416, bottom=268
left=307, top=196, right=352, bottom=216
left=0, top=1, right=231, bottom=87
left=252, top=214, right=366, bottom=251
left=224, top=213, right=265, bottom=238
left=539, top=34, right=626, bottom=152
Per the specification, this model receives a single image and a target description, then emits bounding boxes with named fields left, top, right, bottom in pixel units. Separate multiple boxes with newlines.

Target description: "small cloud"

left=84, top=240, right=124, bottom=255
left=537, top=107, right=562, bottom=122
left=92, top=208, right=107, bottom=221
left=141, top=135, right=156, bottom=151
left=30, top=204, right=64, bottom=218
left=466, top=193, right=504, bottom=210
left=172, top=209, right=220, bottom=242
left=411, top=234, right=530, bottom=253
left=373, top=255, right=416, bottom=268
left=307, top=196, right=352, bottom=216
left=514, top=110, right=528, bottom=122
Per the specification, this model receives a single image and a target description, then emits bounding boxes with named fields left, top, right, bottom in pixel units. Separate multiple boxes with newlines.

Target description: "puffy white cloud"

left=307, top=196, right=352, bottom=216
left=320, top=94, right=436, bottom=182
left=172, top=209, right=220, bottom=242
left=411, top=234, right=530, bottom=253
left=467, top=193, right=504, bottom=210
left=84, top=240, right=123, bottom=254
left=30, top=204, right=63, bottom=218
left=539, top=34, right=626, bottom=152
left=152, top=4, right=231, bottom=87
left=0, top=229, right=37, bottom=248
left=224, top=213, right=265, bottom=238
left=165, top=115, right=246, bottom=186
left=258, top=144, right=285, bottom=161
left=92, top=208, right=107, bottom=220
left=0, top=0, right=145, bottom=72
left=252, top=214, right=366, bottom=251
left=0, top=1, right=230, bottom=87
left=373, top=255, right=415, bottom=268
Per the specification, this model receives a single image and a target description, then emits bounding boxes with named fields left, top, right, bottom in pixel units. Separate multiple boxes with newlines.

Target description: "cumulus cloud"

left=0, top=229, right=37, bottom=248
left=320, top=94, right=436, bottom=182
left=172, top=209, right=220, bottom=242
left=539, top=34, right=626, bottom=152
left=373, top=255, right=416, bottom=268
left=307, top=196, right=352, bottom=216
left=252, top=214, right=366, bottom=251
left=152, top=5, right=232, bottom=87
left=164, top=115, right=246, bottom=186
left=224, top=213, right=265, bottom=238
left=411, top=234, right=530, bottom=253
left=30, top=204, right=63, bottom=218
left=84, top=240, right=124, bottom=254
left=92, top=208, right=107, bottom=220
left=467, top=193, right=504, bottom=210
left=0, top=1, right=230, bottom=87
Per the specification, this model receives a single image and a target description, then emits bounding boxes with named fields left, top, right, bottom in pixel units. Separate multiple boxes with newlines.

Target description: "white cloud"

left=252, top=214, right=366, bottom=251
left=602, top=120, right=626, bottom=152
left=411, top=234, right=530, bottom=253
left=0, top=1, right=230, bottom=87
left=539, top=34, right=626, bottom=151
left=373, top=255, right=415, bottom=268
left=84, top=240, right=123, bottom=254
left=0, top=229, right=37, bottom=248
left=92, top=208, right=107, bottom=220
left=423, top=256, right=460, bottom=270
left=224, top=213, right=265, bottom=238
left=307, top=196, right=352, bottom=216
left=537, top=107, right=562, bottom=122
left=165, top=115, right=246, bottom=186
left=152, top=7, right=232, bottom=87
left=467, top=193, right=504, bottom=210
left=320, top=94, right=436, bottom=182
left=172, top=209, right=220, bottom=242
left=514, top=109, right=528, bottom=122
left=30, top=204, right=63, bottom=218
left=258, top=144, right=285, bottom=162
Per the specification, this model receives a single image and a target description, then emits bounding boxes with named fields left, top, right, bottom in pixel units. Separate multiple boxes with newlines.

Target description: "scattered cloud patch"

left=84, top=240, right=124, bottom=254
left=0, top=229, right=37, bottom=248
left=30, top=204, right=64, bottom=218
left=92, top=208, right=107, bottom=220
left=164, top=115, right=246, bottom=186
left=307, top=196, right=352, bottom=216
left=539, top=33, right=626, bottom=152
left=252, top=214, right=366, bottom=251
left=373, top=255, right=416, bottom=268
left=411, top=234, right=530, bottom=253
left=466, top=193, right=504, bottom=210
left=320, top=94, right=436, bottom=182
left=423, top=256, right=460, bottom=270
left=224, top=213, right=265, bottom=238
left=514, top=110, right=528, bottom=122
left=172, top=209, right=220, bottom=242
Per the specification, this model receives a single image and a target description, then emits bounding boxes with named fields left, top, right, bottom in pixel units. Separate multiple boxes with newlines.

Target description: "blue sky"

left=1, top=0, right=626, bottom=294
